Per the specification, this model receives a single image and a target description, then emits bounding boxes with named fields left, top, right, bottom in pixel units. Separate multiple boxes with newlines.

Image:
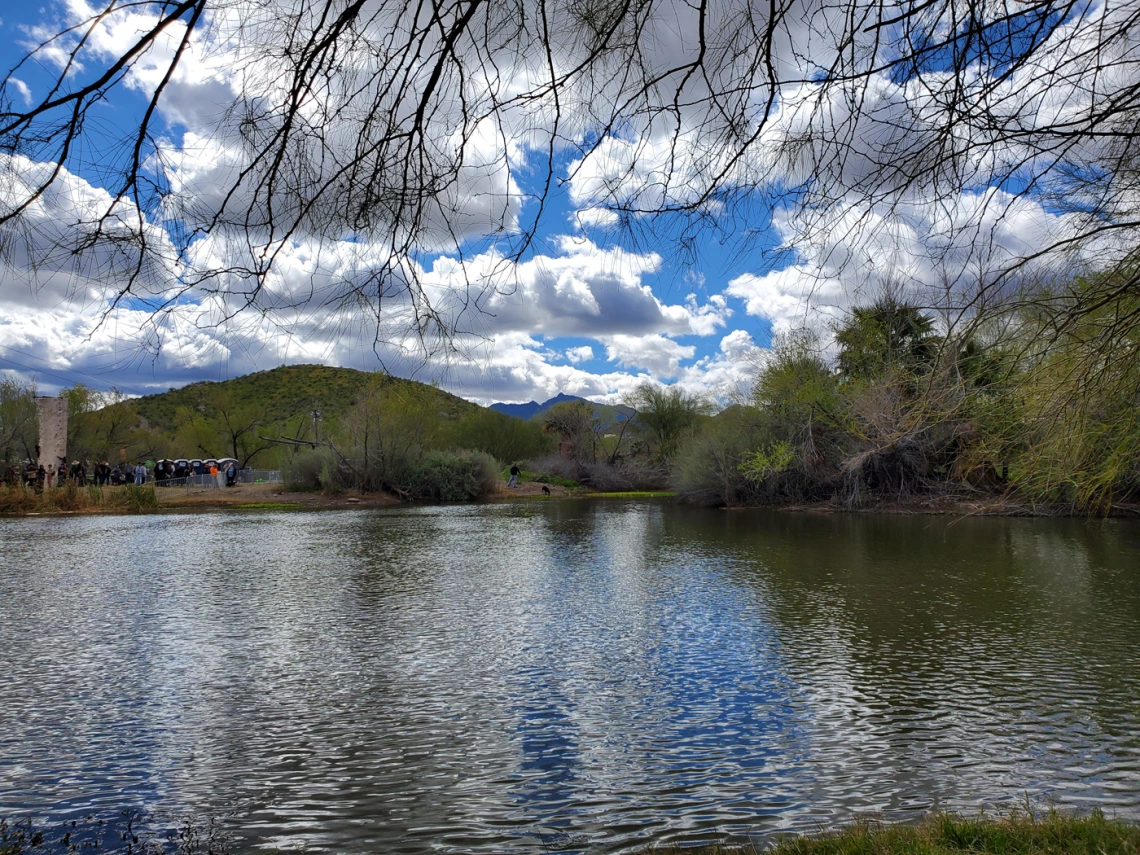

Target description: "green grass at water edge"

left=589, top=490, right=676, bottom=498
left=637, top=811, right=1140, bottom=855
left=230, top=502, right=303, bottom=509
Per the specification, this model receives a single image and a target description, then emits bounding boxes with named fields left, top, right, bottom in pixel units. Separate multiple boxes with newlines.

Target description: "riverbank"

left=0, top=482, right=401, bottom=515
left=0, top=480, right=678, bottom=515
left=1, top=809, right=1134, bottom=855
left=639, top=811, right=1140, bottom=855
left=771, top=493, right=1140, bottom=518
left=2, top=481, right=1136, bottom=517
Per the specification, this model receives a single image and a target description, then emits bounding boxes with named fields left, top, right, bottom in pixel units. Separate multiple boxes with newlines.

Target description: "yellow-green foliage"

left=1009, top=271, right=1140, bottom=511
left=739, top=441, right=795, bottom=483
left=637, top=811, right=1140, bottom=855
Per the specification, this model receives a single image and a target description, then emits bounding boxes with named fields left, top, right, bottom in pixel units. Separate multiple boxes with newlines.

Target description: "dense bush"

left=281, top=445, right=499, bottom=501
left=281, top=448, right=340, bottom=491
left=408, top=450, right=500, bottom=501
left=672, top=407, right=769, bottom=506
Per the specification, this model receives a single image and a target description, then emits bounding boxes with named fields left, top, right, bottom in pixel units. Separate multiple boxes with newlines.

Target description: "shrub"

left=673, top=409, right=768, bottom=506
left=282, top=447, right=339, bottom=491
left=408, top=450, right=499, bottom=501
left=0, top=486, right=38, bottom=515
left=112, top=484, right=159, bottom=512
left=46, top=481, right=87, bottom=512
left=529, top=454, right=584, bottom=485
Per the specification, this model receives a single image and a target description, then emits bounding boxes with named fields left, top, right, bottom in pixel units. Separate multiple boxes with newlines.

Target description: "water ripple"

left=1, top=505, right=1138, bottom=853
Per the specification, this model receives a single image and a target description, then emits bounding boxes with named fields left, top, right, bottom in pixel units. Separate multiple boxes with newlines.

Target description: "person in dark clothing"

left=508, top=463, right=520, bottom=487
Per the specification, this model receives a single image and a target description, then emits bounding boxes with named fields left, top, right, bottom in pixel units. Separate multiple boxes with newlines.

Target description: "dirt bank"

left=156, top=482, right=402, bottom=510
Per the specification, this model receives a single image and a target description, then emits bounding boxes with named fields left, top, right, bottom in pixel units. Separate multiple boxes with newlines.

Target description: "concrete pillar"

left=36, top=396, right=68, bottom=469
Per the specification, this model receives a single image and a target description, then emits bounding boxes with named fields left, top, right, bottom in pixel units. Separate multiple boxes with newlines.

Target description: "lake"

left=1, top=500, right=1138, bottom=853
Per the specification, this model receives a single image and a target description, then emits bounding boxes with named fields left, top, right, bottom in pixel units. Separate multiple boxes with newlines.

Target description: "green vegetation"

left=8, top=275, right=1137, bottom=515
left=279, top=375, right=527, bottom=500
left=0, top=484, right=159, bottom=515
left=637, top=811, right=1140, bottom=855
left=673, top=287, right=1140, bottom=513
left=231, top=502, right=303, bottom=509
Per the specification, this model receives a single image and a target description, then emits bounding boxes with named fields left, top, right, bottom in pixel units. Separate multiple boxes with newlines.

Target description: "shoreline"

left=2, top=481, right=1137, bottom=518
left=634, top=810, right=1140, bottom=855
left=0, top=809, right=1135, bottom=855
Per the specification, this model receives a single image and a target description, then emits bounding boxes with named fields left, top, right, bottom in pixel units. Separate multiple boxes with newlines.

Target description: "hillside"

left=70, top=364, right=550, bottom=468
left=131, top=364, right=480, bottom=433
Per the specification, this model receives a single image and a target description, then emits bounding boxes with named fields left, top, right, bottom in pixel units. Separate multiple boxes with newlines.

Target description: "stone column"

left=36, top=396, right=68, bottom=469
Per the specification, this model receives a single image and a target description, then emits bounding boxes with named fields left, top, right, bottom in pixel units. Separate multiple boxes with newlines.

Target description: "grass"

left=231, top=502, right=302, bottom=509
left=590, top=490, right=677, bottom=498
left=0, top=483, right=160, bottom=515
left=637, top=810, right=1140, bottom=855
left=1, top=809, right=1132, bottom=855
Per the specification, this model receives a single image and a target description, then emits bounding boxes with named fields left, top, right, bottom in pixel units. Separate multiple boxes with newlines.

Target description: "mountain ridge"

left=489, top=392, right=591, bottom=421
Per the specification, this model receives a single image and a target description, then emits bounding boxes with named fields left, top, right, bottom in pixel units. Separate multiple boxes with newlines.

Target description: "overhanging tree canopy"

left=2, top=0, right=1139, bottom=348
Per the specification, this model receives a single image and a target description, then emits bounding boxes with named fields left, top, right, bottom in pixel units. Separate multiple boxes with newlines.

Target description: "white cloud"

left=573, top=208, right=619, bottom=229
left=565, top=345, right=594, bottom=364
left=727, top=188, right=1087, bottom=341
left=603, top=334, right=695, bottom=377
left=6, top=77, right=31, bottom=105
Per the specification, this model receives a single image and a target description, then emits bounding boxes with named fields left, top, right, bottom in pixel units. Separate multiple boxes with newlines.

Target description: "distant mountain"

left=489, top=392, right=589, bottom=421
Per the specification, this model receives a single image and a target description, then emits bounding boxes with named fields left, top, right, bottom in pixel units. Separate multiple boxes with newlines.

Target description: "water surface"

left=1, top=501, right=1138, bottom=852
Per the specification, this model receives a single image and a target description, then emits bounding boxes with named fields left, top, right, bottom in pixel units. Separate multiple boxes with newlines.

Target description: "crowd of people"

left=4, top=457, right=242, bottom=491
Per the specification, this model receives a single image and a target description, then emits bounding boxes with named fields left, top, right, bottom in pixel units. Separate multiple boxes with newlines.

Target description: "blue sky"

left=0, top=0, right=1108, bottom=404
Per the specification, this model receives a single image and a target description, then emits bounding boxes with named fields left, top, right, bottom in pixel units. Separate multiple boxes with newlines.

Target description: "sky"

left=0, top=0, right=1125, bottom=405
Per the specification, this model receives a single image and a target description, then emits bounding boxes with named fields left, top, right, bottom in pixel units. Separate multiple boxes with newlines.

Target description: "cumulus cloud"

left=727, top=188, right=1088, bottom=340
left=421, top=236, right=728, bottom=340
left=603, top=334, right=696, bottom=377
left=7, top=0, right=1134, bottom=408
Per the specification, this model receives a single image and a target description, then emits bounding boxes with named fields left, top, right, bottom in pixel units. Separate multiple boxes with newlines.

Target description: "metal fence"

left=154, top=469, right=281, bottom=490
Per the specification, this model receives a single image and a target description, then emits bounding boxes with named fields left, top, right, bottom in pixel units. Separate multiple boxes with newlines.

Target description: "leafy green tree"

left=337, top=378, right=443, bottom=491
left=835, top=299, right=937, bottom=380
left=0, top=378, right=37, bottom=463
left=1007, top=270, right=1140, bottom=511
left=447, top=407, right=549, bottom=463
left=625, top=383, right=711, bottom=462
left=542, top=401, right=601, bottom=465
left=210, top=390, right=276, bottom=467
left=68, top=388, right=152, bottom=463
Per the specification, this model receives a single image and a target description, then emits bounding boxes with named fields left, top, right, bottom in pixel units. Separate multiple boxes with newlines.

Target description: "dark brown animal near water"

left=542, top=485, right=551, bottom=495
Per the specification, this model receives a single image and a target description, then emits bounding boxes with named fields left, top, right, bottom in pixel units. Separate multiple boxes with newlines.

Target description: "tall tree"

left=625, top=383, right=711, bottom=462
left=0, top=378, right=37, bottom=463
left=834, top=299, right=937, bottom=380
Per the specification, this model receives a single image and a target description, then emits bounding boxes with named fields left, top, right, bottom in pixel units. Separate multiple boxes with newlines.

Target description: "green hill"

left=131, top=364, right=480, bottom=432
left=68, top=364, right=548, bottom=467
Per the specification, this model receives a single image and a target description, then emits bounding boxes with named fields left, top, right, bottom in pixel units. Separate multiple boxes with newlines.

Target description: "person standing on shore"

left=508, top=463, right=520, bottom=487
left=134, top=462, right=146, bottom=485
